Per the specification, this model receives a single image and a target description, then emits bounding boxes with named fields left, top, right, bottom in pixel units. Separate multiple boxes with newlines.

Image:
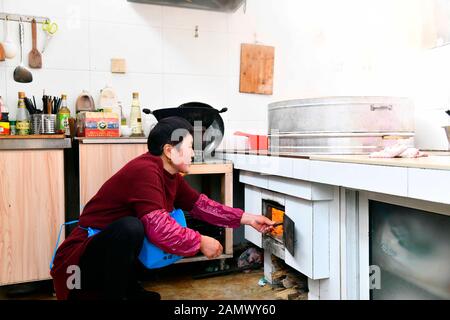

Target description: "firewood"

left=275, top=287, right=298, bottom=300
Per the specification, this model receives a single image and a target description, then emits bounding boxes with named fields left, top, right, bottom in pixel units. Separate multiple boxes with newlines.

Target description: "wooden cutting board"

left=239, top=43, right=274, bottom=95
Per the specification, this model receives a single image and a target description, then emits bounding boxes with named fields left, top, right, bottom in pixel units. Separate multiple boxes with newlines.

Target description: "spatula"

left=13, top=19, right=33, bottom=83
left=28, top=19, right=42, bottom=69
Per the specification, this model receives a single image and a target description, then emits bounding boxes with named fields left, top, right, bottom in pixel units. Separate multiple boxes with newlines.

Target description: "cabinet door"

left=244, top=185, right=262, bottom=248
left=79, top=144, right=148, bottom=207
left=0, top=150, right=65, bottom=285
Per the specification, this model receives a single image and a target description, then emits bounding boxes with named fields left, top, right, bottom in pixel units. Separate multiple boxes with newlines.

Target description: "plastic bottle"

left=16, top=92, right=30, bottom=135
left=57, top=94, right=71, bottom=135
left=129, top=92, right=143, bottom=137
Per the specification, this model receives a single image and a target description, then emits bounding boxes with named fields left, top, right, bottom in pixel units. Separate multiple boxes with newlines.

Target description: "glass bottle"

left=16, top=92, right=30, bottom=135
left=129, top=92, right=143, bottom=137
left=118, top=101, right=127, bottom=126
left=57, top=94, right=71, bottom=135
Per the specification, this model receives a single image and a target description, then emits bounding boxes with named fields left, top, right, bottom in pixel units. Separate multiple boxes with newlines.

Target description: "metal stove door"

left=283, top=214, right=295, bottom=256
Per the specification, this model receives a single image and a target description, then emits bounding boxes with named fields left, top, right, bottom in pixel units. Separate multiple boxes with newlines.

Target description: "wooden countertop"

left=309, top=154, right=450, bottom=170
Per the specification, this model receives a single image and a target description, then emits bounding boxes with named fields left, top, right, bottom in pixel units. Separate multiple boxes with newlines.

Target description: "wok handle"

left=218, top=107, right=228, bottom=113
left=142, top=108, right=152, bottom=115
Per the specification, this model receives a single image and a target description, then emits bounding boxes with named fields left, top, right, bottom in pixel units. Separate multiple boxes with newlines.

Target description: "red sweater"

left=50, top=152, right=242, bottom=300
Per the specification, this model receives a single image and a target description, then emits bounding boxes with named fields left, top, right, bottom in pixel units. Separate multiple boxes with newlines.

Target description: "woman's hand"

left=200, top=235, right=223, bottom=259
left=240, top=212, right=275, bottom=233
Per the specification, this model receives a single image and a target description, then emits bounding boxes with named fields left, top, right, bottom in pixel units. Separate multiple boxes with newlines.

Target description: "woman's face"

left=170, top=134, right=195, bottom=173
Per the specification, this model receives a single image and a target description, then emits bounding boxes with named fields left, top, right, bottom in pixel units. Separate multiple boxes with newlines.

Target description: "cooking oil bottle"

left=57, top=94, right=71, bottom=135
left=129, top=92, right=143, bottom=137
left=16, top=92, right=30, bottom=135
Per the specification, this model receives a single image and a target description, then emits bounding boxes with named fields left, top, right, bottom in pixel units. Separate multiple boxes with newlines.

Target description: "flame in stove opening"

left=270, top=207, right=284, bottom=237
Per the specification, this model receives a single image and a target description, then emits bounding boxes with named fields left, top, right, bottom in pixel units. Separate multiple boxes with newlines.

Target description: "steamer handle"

left=371, top=104, right=392, bottom=111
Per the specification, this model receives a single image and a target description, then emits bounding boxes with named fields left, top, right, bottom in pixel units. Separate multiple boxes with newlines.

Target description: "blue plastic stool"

left=50, top=209, right=187, bottom=270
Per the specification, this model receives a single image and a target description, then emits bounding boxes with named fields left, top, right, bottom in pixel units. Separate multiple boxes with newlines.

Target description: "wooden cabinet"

left=0, top=150, right=65, bottom=285
left=78, top=139, right=233, bottom=262
left=79, top=143, right=148, bottom=207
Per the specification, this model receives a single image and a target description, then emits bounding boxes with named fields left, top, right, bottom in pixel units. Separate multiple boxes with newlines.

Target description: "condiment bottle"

left=9, top=120, right=16, bottom=135
left=129, top=92, right=143, bottom=137
left=16, top=92, right=30, bottom=135
left=57, top=94, right=71, bottom=135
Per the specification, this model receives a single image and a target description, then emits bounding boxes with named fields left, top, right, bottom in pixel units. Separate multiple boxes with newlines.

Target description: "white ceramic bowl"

left=121, top=126, right=132, bottom=137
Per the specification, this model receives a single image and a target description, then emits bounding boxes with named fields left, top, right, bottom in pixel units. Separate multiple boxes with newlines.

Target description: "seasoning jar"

left=10, top=120, right=16, bottom=135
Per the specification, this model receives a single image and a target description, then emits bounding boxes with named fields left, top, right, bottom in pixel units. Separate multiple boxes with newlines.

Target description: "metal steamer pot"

left=268, top=96, right=415, bottom=154
left=143, top=102, right=227, bottom=161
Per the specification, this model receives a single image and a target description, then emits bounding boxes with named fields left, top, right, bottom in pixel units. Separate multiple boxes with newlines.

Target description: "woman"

left=50, top=116, right=274, bottom=300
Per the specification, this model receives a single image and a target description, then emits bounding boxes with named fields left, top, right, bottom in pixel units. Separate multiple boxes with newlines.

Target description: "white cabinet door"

left=244, top=185, right=263, bottom=248
left=284, top=195, right=330, bottom=279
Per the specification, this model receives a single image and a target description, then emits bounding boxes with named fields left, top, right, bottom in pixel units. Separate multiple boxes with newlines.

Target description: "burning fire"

left=270, top=207, right=284, bottom=237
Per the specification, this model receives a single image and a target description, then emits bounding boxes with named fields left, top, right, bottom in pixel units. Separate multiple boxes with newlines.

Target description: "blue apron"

left=50, top=209, right=187, bottom=270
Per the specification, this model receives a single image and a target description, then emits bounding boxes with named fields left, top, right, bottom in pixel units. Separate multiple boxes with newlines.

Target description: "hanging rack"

left=0, top=13, right=50, bottom=24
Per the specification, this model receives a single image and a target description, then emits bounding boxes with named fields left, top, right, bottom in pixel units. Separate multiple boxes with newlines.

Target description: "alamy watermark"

left=370, top=265, right=381, bottom=290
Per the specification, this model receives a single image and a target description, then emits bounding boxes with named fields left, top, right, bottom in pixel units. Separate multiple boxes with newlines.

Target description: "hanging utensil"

left=28, top=19, right=42, bottom=68
left=41, top=20, right=58, bottom=54
left=13, top=18, right=33, bottom=83
left=2, top=17, right=17, bottom=59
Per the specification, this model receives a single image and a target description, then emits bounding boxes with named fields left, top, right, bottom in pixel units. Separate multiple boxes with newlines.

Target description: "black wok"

left=143, top=102, right=227, bottom=129
left=143, top=102, right=227, bottom=156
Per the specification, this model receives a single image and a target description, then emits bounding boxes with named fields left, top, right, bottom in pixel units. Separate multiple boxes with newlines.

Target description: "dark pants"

left=69, top=216, right=145, bottom=300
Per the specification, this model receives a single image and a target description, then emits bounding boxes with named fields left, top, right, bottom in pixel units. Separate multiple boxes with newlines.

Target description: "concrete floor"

left=143, top=267, right=277, bottom=300
left=0, top=262, right=304, bottom=300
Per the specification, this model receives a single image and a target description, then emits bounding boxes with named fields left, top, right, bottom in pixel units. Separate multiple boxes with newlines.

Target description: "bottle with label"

left=9, top=120, right=16, bottom=135
left=57, top=94, right=71, bottom=136
left=129, top=92, right=143, bottom=137
left=16, top=92, right=30, bottom=135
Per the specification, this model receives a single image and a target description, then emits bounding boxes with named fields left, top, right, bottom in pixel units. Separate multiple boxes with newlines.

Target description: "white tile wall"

left=89, top=21, right=163, bottom=73
left=3, top=0, right=90, bottom=20
left=89, top=0, right=162, bottom=27
left=162, top=6, right=228, bottom=32
left=162, top=28, right=229, bottom=76
left=0, top=0, right=447, bottom=146
left=162, top=74, right=229, bottom=108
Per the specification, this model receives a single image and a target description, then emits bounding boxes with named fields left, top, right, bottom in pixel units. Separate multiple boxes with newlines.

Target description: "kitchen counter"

left=76, top=137, right=147, bottom=144
left=310, top=153, right=450, bottom=170
left=217, top=149, right=450, bottom=170
left=217, top=150, right=450, bottom=205
left=0, top=135, right=71, bottom=150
